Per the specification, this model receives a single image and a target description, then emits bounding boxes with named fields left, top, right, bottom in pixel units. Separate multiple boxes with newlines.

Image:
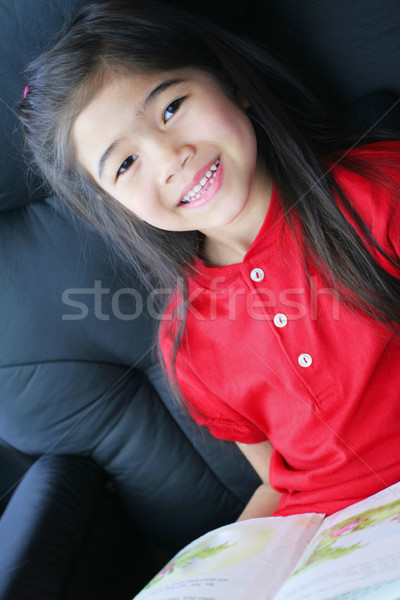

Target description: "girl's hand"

left=236, top=482, right=281, bottom=521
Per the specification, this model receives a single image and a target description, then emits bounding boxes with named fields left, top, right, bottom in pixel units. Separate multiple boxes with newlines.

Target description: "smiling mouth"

left=179, top=159, right=220, bottom=205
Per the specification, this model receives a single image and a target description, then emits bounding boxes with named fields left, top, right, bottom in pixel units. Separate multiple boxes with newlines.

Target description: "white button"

left=274, top=313, right=288, bottom=328
left=250, top=268, right=265, bottom=282
left=298, top=353, right=312, bottom=368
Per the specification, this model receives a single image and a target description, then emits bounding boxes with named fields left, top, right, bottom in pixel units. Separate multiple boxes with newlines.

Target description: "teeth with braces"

left=180, top=159, right=220, bottom=204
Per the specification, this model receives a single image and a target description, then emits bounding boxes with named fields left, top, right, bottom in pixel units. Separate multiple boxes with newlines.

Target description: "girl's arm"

left=236, top=440, right=281, bottom=521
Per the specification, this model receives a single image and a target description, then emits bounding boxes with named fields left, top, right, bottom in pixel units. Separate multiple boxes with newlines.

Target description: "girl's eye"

left=117, top=154, right=138, bottom=177
left=164, top=97, right=186, bottom=122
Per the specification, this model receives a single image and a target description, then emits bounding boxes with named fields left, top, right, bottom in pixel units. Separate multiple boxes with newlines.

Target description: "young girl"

left=19, top=0, right=400, bottom=521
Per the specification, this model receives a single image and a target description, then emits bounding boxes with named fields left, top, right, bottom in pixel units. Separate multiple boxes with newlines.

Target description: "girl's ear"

left=235, top=89, right=250, bottom=109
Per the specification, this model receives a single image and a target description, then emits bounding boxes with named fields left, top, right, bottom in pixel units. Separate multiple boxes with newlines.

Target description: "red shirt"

left=160, top=141, right=400, bottom=517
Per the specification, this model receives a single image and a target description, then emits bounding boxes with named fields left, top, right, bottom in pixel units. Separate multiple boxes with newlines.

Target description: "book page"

left=133, top=513, right=323, bottom=600
left=275, top=482, right=400, bottom=600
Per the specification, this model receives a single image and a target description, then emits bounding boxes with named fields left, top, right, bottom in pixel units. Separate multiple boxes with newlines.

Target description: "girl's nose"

left=156, top=143, right=194, bottom=185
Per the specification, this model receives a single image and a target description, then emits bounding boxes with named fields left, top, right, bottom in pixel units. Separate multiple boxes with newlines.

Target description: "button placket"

left=247, top=262, right=315, bottom=377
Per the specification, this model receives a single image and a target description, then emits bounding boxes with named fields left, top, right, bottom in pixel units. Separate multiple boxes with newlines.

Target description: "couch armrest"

left=0, top=454, right=106, bottom=600
left=0, top=442, right=36, bottom=514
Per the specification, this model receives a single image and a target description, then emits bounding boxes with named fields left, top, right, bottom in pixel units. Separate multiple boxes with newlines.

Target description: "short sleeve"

left=159, top=318, right=267, bottom=444
left=177, top=359, right=268, bottom=444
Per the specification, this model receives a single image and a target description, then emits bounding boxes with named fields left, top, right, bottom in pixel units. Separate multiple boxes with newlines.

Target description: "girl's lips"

left=178, top=158, right=220, bottom=205
left=178, top=158, right=222, bottom=209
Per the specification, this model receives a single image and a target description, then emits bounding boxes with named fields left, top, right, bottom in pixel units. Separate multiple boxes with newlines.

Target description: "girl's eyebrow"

left=143, top=77, right=187, bottom=109
left=97, top=77, right=187, bottom=180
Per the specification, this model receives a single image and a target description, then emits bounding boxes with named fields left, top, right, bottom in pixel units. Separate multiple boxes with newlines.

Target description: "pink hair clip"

left=23, top=85, right=29, bottom=99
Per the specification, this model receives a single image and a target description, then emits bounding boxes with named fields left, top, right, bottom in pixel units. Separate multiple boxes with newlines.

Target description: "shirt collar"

left=192, top=183, right=284, bottom=287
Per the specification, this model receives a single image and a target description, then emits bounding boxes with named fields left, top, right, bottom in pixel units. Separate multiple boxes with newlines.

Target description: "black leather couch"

left=0, top=1, right=399, bottom=599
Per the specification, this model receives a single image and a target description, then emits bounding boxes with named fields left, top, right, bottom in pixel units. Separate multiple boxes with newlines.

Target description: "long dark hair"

left=18, top=0, right=400, bottom=387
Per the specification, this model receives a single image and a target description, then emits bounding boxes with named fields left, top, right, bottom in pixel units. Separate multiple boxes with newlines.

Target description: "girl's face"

left=73, top=67, right=269, bottom=235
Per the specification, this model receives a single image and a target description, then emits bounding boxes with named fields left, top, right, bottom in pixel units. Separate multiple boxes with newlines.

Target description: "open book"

left=133, top=481, right=400, bottom=600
